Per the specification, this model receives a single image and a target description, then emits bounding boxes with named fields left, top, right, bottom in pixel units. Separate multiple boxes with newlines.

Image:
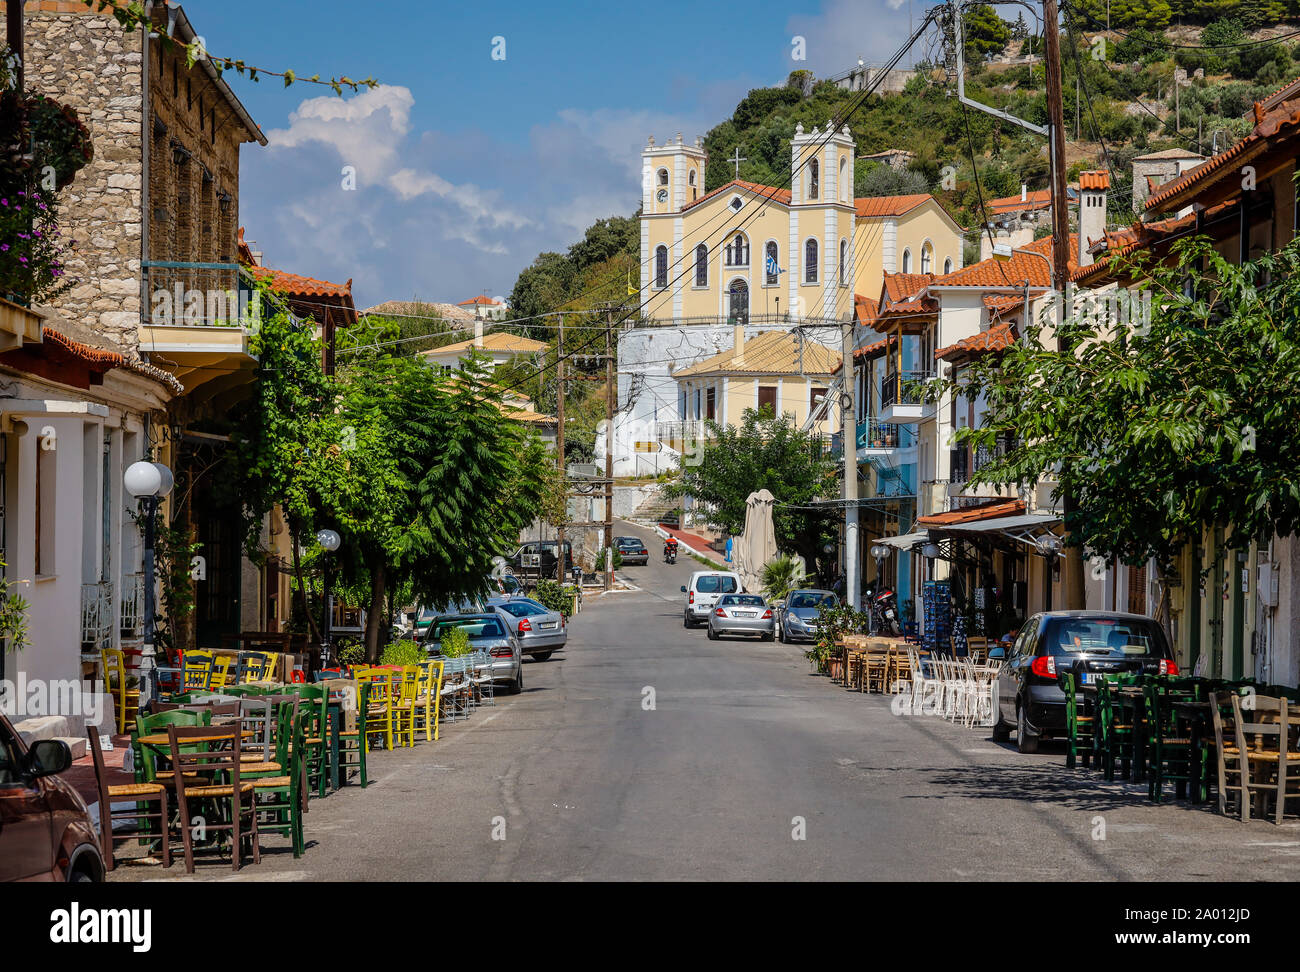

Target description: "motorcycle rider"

left=663, top=536, right=679, bottom=563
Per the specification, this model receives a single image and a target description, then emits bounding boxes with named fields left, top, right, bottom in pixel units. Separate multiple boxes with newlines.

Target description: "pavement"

left=108, top=519, right=1300, bottom=881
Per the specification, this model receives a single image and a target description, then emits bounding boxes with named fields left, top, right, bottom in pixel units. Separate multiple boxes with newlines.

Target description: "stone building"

left=1130, top=148, right=1205, bottom=214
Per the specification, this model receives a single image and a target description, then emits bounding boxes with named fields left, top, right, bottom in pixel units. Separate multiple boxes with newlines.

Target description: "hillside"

left=507, top=3, right=1300, bottom=308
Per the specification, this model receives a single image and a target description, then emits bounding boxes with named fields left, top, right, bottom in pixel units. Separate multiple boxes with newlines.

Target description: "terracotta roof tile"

left=854, top=194, right=931, bottom=218
left=673, top=329, right=840, bottom=377
left=931, top=234, right=1076, bottom=289
left=681, top=179, right=792, bottom=213
left=985, top=188, right=1052, bottom=215
left=458, top=295, right=501, bottom=306
left=854, top=294, right=878, bottom=324
left=253, top=267, right=353, bottom=299
left=1078, top=170, right=1110, bottom=190
left=917, top=498, right=1024, bottom=526
left=935, top=322, right=1015, bottom=361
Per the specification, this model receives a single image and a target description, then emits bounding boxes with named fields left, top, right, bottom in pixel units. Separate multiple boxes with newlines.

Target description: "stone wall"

left=5, top=3, right=145, bottom=350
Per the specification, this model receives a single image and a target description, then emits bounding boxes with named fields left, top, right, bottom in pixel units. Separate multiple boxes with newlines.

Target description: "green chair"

left=335, top=681, right=369, bottom=788
left=1094, top=674, right=1140, bottom=782
left=252, top=699, right=305, bottom=857
left=1060, top=672, right=1095, bottom=771
left=1143, top=678, right=1200, bottom=803
left=281, top=684, right=329, bottom=799
left=133, top=709, right=210, bottom=784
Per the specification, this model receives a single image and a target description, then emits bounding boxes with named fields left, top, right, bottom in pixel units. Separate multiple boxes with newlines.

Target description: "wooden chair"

left=864, top=648, right=890, bottom=694
left=165, top=724, right=260, bottom=873
left=966, top=637, right=989, bottom=663
left=89, top=729, right=170, bottom=871
left=1143, top=679, right=1198, bottom=803
left=1232, top=693, right=1300, bottom=824
left=1095, top=675, right=1139, bottom=782
left=363, top=669, right=398, bottom=750
left=1060, top=672, right=1095, bottom=770
left=335, top=680, right=370, bottom=787
left=413, top=661, right=443, bottom=742
left=101, top=647, right=140, bottom=734
left=891, top=646, right=914, bottom=698
left=252, top=699, right=305, bottom=858
left=392, top=665, right=421, bottom=747
left=132, top=709, right=210, bottom=784
left=181, top=650, right=217, bottom=693
left=1210, top=690, right=1246, bottom=818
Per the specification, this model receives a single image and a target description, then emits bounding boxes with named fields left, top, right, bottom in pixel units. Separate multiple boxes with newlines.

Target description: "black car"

left=509, top=540, right=573, bottom=576
left=991, top=610, right=1178, bottom=753
left=614, top=536, right=649, bottom=566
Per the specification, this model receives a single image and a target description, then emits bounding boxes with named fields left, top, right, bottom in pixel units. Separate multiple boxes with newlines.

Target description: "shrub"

left=379, top=639, right=425, bottom=666
left=440, top=626, right=472, bottom=658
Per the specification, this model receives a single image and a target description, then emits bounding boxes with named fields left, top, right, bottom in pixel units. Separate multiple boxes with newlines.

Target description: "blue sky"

left=190, top=0, right=922, bottom=308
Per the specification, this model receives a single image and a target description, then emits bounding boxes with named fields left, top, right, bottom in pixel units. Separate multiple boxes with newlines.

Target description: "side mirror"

left=680, top=585, right=687, bottom=593
left=26, top=739, right=72, bottom=779
left=989, top=645, right=1005, bottom=660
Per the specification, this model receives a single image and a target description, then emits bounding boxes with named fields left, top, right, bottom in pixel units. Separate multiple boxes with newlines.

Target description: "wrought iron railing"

left=81, top=581, right=114, bottom=651
left=950, top=446, right=970, bottom=483
left=142, top=262, right=254, bottom=327
left=881, top=370, right=934, bottom=409
left=973, top=433, right=1019, bottom=474
left=859, top=417, right=903, bottom=450
left=120, top=573, right=144, bottom=637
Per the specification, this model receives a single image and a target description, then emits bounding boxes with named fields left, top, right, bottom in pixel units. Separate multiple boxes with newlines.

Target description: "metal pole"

left=555, top=314, right=566, bottom=581
left=843, top=321, right=859, bottom=613
left=321, top=558, right=331, bottom=667
left=604, top=309, right=614, bottom=592
left=141, top=494, right=158, bottom=703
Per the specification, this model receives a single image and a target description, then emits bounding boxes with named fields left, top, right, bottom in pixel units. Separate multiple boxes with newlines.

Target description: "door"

left=0, top=720, right=53, bottom=881
left=1208, top=527, right=1225, bottom=677
left=728, top=280, right=749, bottom=324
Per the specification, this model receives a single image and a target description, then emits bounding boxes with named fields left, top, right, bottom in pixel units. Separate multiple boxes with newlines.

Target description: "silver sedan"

left=489, top=596, right=567, bottom=660
left=706, top=594, right=775, bottom=641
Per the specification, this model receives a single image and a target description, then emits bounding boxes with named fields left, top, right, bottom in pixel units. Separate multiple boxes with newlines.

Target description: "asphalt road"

left=114, top=520, right=1300, bottom=881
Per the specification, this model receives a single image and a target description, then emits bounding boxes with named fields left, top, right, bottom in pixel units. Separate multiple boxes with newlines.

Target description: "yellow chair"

left=210, top=654, right=234, bottom=688
left=100, top=648, right=140, bottom=734
left=413, top=661, right=444, bottom=742
left=363, top=669, right=397, bottom=751
left=391, top=666, right=421, bottom=748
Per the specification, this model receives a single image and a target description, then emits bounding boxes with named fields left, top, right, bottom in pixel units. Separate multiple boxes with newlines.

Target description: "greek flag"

left=765, top=253, right=783, bottom=278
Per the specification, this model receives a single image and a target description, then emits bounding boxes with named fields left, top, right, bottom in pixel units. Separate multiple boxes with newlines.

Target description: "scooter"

left=664, top=542, right=678, bottom=565
left=864, top=583, right=901, bottom=636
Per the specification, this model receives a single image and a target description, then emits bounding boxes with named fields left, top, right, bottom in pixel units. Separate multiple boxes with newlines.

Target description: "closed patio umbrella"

left=734, top=489, right=777, bottom=593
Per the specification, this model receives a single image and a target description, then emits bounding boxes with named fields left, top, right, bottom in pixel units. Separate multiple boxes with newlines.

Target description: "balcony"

left=80, top=581, right=114, bottom=652
left=858, top=417, right=913, bottom=460
left=119, top=573, right=144, bottom=639
left=948, top=434, right=1020, bottom=501
left=880, top=370, right=935, bottom=424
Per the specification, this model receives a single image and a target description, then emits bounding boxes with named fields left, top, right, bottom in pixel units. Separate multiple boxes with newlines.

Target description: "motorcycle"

left=864, top=583, right=901, bottom=636
left=664, top=542, right=678, bottom=564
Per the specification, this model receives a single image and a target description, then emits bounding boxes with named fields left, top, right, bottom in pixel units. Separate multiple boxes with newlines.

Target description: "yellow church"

left=638, top=125, right=963, bottom=325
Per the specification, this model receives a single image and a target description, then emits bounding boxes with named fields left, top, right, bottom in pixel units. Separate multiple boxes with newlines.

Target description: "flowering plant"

left=0, top=190, right=72, bottom=303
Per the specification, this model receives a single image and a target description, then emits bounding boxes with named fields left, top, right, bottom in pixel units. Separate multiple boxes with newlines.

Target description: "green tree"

left=947, top=235, right=1300, bottom=610
left=855, top=163, right=930, bottom=197
left=964, top=5, right=1012, bottom=62
left=664, top=407, right=839, bottom=566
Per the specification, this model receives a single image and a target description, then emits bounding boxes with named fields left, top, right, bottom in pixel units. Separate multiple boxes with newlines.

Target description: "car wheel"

left=991, top=715, right=1011, bottom=742
left=683, top=613, right=693, bottom=628
left=762, top=632, right=775, bottom=642
left=533, top=651, right=553, bottom=662
left=509, top=670, right=524, bottom=695
left=707, top=627, right=718, bottom=640
left=777, top=622, right=786, bottom=643
left=1016, top=702, right=1039, bottom=754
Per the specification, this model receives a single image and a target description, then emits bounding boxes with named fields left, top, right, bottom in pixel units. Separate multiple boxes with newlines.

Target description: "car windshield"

left=435, top=617, right=506, bottom=639
left=696, top=575, right=738, bottom=594
left=617, top=538, right=640, bottom=547
left=720, top=595, right=764, bottom=607
left=1042, top=617, right=1168, bottom=657
left=496, top=601, right=546, bottom=617
left=790, top=592, right=834, bottom=610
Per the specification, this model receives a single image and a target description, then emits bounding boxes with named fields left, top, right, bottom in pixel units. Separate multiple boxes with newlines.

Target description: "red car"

left=0, top=710, right=103, bottom=882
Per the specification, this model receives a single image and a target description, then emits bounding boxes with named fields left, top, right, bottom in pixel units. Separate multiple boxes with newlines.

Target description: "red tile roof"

left=1, top=327, right=183, bottom=394
left=458, top=295, right=501, bottom=306
left=917, top=498, right=1024, bottom=526
left=1070, top=200, right=1238, bottom=284
left=681, top=179, right=792, bottom=212
left=854, top=194, right=931, bottom=218
left=931, top=234, right=1076, bottom=289
left=1078, top=170, right=1110, bottom=190
left=986, top=188, right=1052, bottom=215
left=935, top=322, right=1015, bottom=361
left=853, top=335, right=893, bottom=360
left=253, top=267, right=353, bottom=299
left=1143, top=95, right=1300, bottom=214
left=854, top=294, right=878, bottom=324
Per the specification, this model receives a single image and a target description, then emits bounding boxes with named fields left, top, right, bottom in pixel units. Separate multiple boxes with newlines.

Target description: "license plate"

left=735, top=611, right=756, bottom=618
left=1079, top=673, right=1095, bottom=685
left=540, top=622, right=558, bottom=629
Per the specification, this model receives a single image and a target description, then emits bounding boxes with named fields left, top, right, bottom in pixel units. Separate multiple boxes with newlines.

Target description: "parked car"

left=0, top=710, right=103, bottom=882
left=991, top=610, right=1177, bottom=754
left=427, top=612, right=524, bottom=694
left=776, top=589, right=838, bottom=643
left=489, top=596, right=566, bottom=660
left=413, top=598, right=482, bottom=640
left=707, top=593, right=775, bottom=641
left=681, top=570, right=744, bottom=627
left=508, top=540, right=573, bottom=576
left=614, top=536, right=649, bottom=566
left=490, top=572, right=524, bottom=596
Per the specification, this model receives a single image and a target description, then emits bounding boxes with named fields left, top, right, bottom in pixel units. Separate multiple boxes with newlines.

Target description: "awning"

left=926, top=512, right=1062, bottom=552
left=874, top=531, right=929, bottom=551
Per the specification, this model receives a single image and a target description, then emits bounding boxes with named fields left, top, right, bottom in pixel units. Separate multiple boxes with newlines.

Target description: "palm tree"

left=761, top=554, right=804, bottom=602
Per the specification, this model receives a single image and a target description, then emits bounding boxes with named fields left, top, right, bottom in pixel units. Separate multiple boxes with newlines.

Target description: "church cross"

left=729, top=146, right=747, bottom=179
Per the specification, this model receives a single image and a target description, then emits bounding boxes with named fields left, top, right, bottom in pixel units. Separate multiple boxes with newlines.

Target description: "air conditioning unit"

left=1258, top=563, right=1280, bottom=608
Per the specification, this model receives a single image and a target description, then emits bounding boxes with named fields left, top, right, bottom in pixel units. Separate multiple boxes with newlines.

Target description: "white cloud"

left=787, top=0, right=922, bottom=74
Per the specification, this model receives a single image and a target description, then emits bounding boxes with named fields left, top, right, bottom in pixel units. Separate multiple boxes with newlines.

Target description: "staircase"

left=629, top=489, right=680, bottom=526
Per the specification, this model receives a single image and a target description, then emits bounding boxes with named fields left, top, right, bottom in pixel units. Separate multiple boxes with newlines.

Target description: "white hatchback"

left=681, top=570, right=744, bottom=627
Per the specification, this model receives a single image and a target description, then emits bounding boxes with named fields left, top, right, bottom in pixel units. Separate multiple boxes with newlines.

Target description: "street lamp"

left=124, top=460, right=173, bottom=703
left=316, top=528, right=341, bottom=667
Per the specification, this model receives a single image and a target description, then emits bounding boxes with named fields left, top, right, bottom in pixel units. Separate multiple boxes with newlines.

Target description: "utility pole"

left=603, top=309, right=615, bottom=592
left=842, top=321, right=859, bottom=611
left=1044, top=0, right=1086, bottom=609
left=555, top=314, right=566, bottom=581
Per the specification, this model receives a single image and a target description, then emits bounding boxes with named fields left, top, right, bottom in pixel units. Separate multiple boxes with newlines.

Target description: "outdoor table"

left=136, top=729, right=255, bottom=748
